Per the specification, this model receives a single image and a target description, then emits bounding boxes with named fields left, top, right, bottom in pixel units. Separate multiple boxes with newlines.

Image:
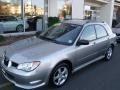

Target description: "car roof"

left=63, top=19, right=104, bottom=25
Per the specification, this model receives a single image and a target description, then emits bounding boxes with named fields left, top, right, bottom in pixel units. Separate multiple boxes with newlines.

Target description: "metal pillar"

left=21, top=0, right=26, bottom=32
left=44, top=0, right=48, bottom=30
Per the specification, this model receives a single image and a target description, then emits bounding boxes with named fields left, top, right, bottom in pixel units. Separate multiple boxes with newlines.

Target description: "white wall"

left=99, top=0, right=115, bottom=27
left=48, top=0, right=58, bottom=17
left=72, top=0, right=84, bottom=19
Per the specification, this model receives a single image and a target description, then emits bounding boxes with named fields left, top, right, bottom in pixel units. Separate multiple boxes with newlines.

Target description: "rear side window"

left=6, top=16, right=17, bottom=21
left=81, top=25, right=96, bottom=41
left=95, top=25, right=108, bottom=38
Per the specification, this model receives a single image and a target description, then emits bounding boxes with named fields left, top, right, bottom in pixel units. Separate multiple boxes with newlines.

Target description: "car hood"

left=6, top=36, right=67, bottom=63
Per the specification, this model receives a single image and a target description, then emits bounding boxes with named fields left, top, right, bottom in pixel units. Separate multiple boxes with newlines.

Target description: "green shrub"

left=0, top=35, right=5, bottom=42
left=48, top=17, right=60, bottom=27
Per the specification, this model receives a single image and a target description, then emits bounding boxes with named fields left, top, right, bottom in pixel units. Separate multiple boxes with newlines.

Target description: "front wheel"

left=105, top=46, right=113, bottom=61
left=49, top=63, right=70, bottom=87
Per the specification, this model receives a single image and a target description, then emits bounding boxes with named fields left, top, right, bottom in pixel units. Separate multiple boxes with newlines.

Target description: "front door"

left=74, top=25, right=98, bottom=67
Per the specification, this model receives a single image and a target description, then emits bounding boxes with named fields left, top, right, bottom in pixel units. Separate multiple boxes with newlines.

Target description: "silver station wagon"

left=1, top=20, right=116, bottom=89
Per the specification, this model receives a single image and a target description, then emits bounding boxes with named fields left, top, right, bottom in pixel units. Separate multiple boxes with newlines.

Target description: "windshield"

left=39, top=23, right=82, bottom=45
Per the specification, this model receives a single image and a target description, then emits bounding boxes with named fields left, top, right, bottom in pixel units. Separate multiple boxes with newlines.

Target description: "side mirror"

left=35, top=31, right=42, bottom=37
left=76, top=40, right=89, bottom=46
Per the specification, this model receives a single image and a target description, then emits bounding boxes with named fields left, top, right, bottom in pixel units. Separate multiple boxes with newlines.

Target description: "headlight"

left=17, top=61, right=40, bottom=72
left=2, top=54, right=5, bottom=60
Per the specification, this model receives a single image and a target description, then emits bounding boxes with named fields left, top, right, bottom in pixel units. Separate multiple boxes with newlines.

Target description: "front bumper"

left=2, top=70, right=45, bottom=89
left=1, top=62, right=48, bottom=89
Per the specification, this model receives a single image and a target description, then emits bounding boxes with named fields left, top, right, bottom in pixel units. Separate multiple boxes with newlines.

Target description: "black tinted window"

left=95, top=25, right=107, bottom=38
left=0, top=16, right=17, bottom=21
left=6, top=16, right=17, bottom=21
left=0, top=16, right=6, bottom=22
left=81, top=25, right=96, bottom=41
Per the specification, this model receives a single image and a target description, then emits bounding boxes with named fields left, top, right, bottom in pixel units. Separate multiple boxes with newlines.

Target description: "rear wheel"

left=49, top=63, right=70, bottom=87
left=105, top=46, right=113, bottom=61
left=16, top=25, right=24, bottom=32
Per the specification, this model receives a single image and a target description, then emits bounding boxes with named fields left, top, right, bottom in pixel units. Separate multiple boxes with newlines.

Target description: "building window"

left=25, top=0, right=45, bottom=31
left=0, top=0, right=21, bottom=17
left=0, top=0, right=45, bottom=34
left=57, top=0, right=72, bottom=21
left=0, top=0, right=23, bottom=33
left=84, top=5, right=100, bottom=20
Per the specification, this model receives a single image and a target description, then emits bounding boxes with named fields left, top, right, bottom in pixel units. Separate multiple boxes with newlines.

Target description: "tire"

left=105, top=46, right=113, bottom=61
left=49, top=63, right=71, bottom=87
left=16, top=25, right=24, bottom=32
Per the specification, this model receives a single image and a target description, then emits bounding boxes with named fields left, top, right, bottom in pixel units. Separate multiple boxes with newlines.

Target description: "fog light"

left=30, top=80, right=41, bottom=84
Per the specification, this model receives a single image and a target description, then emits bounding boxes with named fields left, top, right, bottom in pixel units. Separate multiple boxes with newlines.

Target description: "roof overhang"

left=115, top=0, right=120, bottom=3
left=85, top=2, right=101, bottom=7
left=96, top=0, right=110, bottom=4
left=85, top=0, right=109, bottom=7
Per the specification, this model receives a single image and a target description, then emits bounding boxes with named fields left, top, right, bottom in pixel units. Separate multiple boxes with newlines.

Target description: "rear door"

left=94, top=24, right=110, bottom=56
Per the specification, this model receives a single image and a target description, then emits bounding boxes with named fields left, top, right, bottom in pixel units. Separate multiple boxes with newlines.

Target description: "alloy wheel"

left=53, top=66, right=69, bottom=86
left=106, top=47, right=113, bottom=60
left=16, top=25, right=24, bottom=32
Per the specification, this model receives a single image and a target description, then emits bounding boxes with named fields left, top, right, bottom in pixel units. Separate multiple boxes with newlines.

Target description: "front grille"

left=12, top=62, right=18, bottom=67
left=4, top=56, right=18, bottom=67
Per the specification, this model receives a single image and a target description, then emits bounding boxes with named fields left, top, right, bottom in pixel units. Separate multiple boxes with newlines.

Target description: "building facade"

left=0, top=0, right=120, bottom=34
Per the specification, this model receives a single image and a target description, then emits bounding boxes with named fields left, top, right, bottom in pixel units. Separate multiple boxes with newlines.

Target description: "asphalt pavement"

left=0, top=45, right=120, bottom=90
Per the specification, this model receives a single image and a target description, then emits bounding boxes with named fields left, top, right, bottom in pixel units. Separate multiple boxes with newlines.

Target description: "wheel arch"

left=48, top=59, right=73, bottom=86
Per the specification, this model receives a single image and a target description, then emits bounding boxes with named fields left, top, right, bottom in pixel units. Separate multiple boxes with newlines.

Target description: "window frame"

left=94, top=24, right=108, bottom=39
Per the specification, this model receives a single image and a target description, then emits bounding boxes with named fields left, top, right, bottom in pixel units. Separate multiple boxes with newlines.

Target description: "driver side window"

left=80, top=25, right=96, bottom=41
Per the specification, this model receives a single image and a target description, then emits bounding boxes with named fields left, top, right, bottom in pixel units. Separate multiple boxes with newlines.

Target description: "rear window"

left=95, top=25, right=108, bottom=38
left=0, top=16, right=17, bottom=21
left=0, top=16, right=6, bottom=22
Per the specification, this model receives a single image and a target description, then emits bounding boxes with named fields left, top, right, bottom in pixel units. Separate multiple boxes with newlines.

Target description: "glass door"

left=24, top=0, right=45, bottom=32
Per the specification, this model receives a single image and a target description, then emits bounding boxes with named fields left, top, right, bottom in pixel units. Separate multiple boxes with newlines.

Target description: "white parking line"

left=0, top=82, right=12, bottom=88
